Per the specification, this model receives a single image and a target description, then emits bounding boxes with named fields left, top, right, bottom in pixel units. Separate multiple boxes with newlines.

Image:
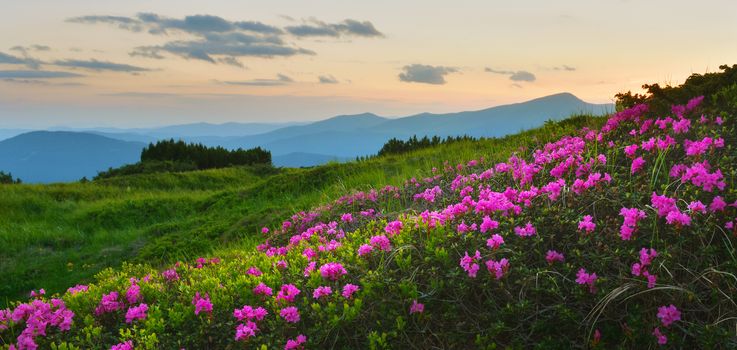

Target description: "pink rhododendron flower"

left=486, top=234, right=504, bottom=250
left=578, top=215, right=596, bottom=234
left=514, top=222, right=536, bottom=237
left=312, top=286, right=332, bottom=300
left=276, top=284, right=301, bottom=303
left=319, top=262, right=347, bottom=281
left=357, top=244, right=374, bottom=256
left=575, top=268, right=598, bottom=293
left=303, top=261, right=316, bottom=277
left=657, top=305, right=681, bottom=327
left=125, top=303, right=148, bottom=324
left=235, top=321, right=258, bottom=341
left=485, top=258, right=510, bottom=279
left=284, top=334, right=307, bottom=350
left=162, top=268, right=180, bottom=281
left=652, top=327, right=668, bottom=345
left=460, top=251, right=482, bottom=278
left=385, top=220, right=403, bottom=236
left=480, top=216, right=499, bottom=233
left=253, top=283, right=273, bottom=297
left=369, top=235, right=392, bottom=251
left=409, top=300, right=424, bottom=314
left=234, top=305, right=268, bottom=322
left=342, top=284, right=360, bottom=299
left=66, top=285, right=89, bottom=295
left=630, top=157, right=645, bottom=174
left=279, top=306, right=300, bottom=323
left=125, top=284, right=141, bottom=304
left=246, top=266, right=262, bottom=277
left=619, top=207, right=646, bottom=240
left=545, top=250, right=565, bottom=264
left=110, top=341, right=134, bottom=350
left=192, top=292, right=212, bottom=315
left=95, top=291, right=123, bottom=315
left=624, top=144, right=638, bottom=157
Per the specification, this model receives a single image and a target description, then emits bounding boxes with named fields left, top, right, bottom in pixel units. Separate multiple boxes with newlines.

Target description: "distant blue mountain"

left=0, top=93, right=613, bottom=182
left=0, top=131, right=144, bottom=183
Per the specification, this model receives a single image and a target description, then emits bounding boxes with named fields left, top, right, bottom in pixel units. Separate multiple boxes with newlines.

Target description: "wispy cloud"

left=398, top=64, right=458, bottom=85
left=485, top=67, right=537, bottom=82
left=318, top=75, right=338, bottom=84
left=0, top=51, right=42, bottom=69
left=220, top=73, right=294, bottom=86
left=53, top=59, right=151, bottom=72
left=0, top=70, right=84, bottom=79
left=553, top=65, right=576, bottom=71
left=286, top=19, right=383, bottom=38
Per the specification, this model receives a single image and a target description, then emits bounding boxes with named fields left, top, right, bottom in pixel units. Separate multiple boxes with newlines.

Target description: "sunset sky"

left=1, top=0, right=735, bottom=128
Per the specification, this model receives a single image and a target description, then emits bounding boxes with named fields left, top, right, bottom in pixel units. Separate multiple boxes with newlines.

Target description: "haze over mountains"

left=0, top=93, right=612, bottom=183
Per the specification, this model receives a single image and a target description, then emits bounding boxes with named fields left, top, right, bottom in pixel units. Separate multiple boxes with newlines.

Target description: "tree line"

left=140, top=139, right=271, bottom=169
left=376, top=135, right=479, bottom=157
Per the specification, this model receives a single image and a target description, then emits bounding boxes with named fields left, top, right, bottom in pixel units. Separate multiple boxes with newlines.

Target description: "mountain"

left=0, top=131, right=145, bottom=183
left=224, top=93, right=612, bottom=162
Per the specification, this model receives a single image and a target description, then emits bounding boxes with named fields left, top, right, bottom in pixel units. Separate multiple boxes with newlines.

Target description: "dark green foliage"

left=377, top=135, right=479, bottom=156
left=615, top=63, right=737, bottom=115
left=140, top=139, right=271, bottom=169
left=0, top=170, right=21, bottom=184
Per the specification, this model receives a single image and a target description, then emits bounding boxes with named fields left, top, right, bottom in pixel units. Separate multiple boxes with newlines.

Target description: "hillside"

left=1, top=67, right=735, bottom=348
left=0, top=131, right=145, bottom=183
left=0, top=114, right=604, bottom=303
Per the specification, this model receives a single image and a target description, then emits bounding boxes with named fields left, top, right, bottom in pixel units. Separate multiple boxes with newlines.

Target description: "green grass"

left=0, top=115, right=605, bottom=304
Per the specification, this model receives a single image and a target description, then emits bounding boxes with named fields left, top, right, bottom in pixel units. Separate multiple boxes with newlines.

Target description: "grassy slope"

left=0, top=115, right=604, bottom=304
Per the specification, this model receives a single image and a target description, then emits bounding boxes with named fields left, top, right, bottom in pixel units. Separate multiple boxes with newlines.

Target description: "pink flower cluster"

left=284, top=334, right=307, bottom=350
left=486, top=258, right=510, bottom=279
left=279, top=306, right=300, bottom=323
left=276, top=284, right=301, bottom=303
left=631, top=248, right=658, bottom=288
left=319, top=262, right=347, bottom=281
left=233, top=305, right=268, bottom=341
left=2, top=298, right=74, bottom=350
left=125, top=303, right=148, bottom=324
left=409, top=300, right=424, bottom=314
left=192, top=292, right=213, bottom=315
left=342, top=284, right=360, bottom=299
left=619, top=207, right=647, bottom=240
left=312, top=286, right=332, bottom=300
left=460, top=250, right=482, bottom=278
left=545, top=250, right=565, bottom=264
left=514, top=222, right=536, bottom=237
left=578, top=215, right=596, bottom=234
left=575, top=268, right=598, bottom=293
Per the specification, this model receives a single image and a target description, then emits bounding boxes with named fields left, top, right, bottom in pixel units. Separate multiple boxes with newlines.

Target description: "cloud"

left=0, top=70, right=84, bottom=78
left=553, top=65, right=576, bottom=71
left=70, top=13, right=316, bottom=65
left=286, top=19, right=383, bottom=38
left=220, top=73, right=294, bottom=86
left=0, top=51, right=42, bottom=69
left=53, top=59, right=150, bottom=72
left=318, top=75, right=338, bottom=84
left=398, top=64, right=458, bottom=85
left=485, top=67, right=536, bottom=82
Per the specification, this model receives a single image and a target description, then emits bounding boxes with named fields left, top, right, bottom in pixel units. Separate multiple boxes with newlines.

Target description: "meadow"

left=0, top=115, right=600, bottom=304
left=1, top=66, right=735, bottom=349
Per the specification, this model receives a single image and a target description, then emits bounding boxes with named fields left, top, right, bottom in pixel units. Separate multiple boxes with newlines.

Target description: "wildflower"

left=234, top=305, right=268, bottom=322
left=312, top=286, right=332, bottom=300
left=342, top=284, right=360, bottom=299
left=385, top=220, right=403, bottom=236
left=192, top=292, right=213, bottom=315
left=276, top=284, right=301, bottom=303
left=341, top=213, right=353, bottom=222
left=319, top=262, right=347, bottom=281
left=514, top=222, right=536, bottom=237
left=66, top=284, right=89, bottom=295
left=284, top=334, right=307, bottom=350
left=460, top=251, right=482, bottom=278
left=480, top=216, right=499, bottom=233
left=125, top=303, right=148, bottom=323
left=630, top=157, right=645, bottom=174
left=275, top=260, right=288, bottom=269
left=575, top=268, right=598, bottom=293
left=485, top=258, right=510, bottom=279
left=110, top=341, right=134, bottom=350
left=280, top=306, right=300, bottom=323
left=369, top=235, right=392, bottom=251
left=651, top=192, right=678, bottom=217
left=246, top=266, right=262, bottom=277
left=261, top=227, right=269, bottom=234
left=545, top=250, right=565, bottom=264
left=162, top=268, right=180, bottom=281
left=657, top=305, right=681, bottom=327
left=486, top=234, right=504, bottom=250
left=409, top=300, right=424, bottom=314
left=624, top=144, right=638, bottom=157
left=357, top=244, right=374, bottom=256
left=619, top=207, right=646, bottom=240
left=235, top=321, right=258, bottom=341
left=652, top=327, right=667, bottom=345
left=578, top=215, right=596, bottom=234
left=29, top=289, right=45, bottom=298
left=710, top=196, right=727, bottom=212
left=253, top=283, right=273, bottom=297
left=125, top=284, right=141, bottom=304
left=95, top=291, right=123, bottom=315
left=672, top=118, right=691, bottom=134
left=687, top=200, right=706, bottom=213
left=665, top=210, right=691, bottom=226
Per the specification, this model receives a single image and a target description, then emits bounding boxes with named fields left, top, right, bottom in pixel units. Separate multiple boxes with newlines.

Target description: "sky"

left=0, top=0, right=735, bottom=128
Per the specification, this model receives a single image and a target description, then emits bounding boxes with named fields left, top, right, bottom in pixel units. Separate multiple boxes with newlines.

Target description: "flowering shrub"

left=1, top=88, right=736, bottom=349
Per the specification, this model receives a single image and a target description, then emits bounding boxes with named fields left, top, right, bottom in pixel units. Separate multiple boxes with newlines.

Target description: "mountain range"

left=0, top=92, right=612, bottom=183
